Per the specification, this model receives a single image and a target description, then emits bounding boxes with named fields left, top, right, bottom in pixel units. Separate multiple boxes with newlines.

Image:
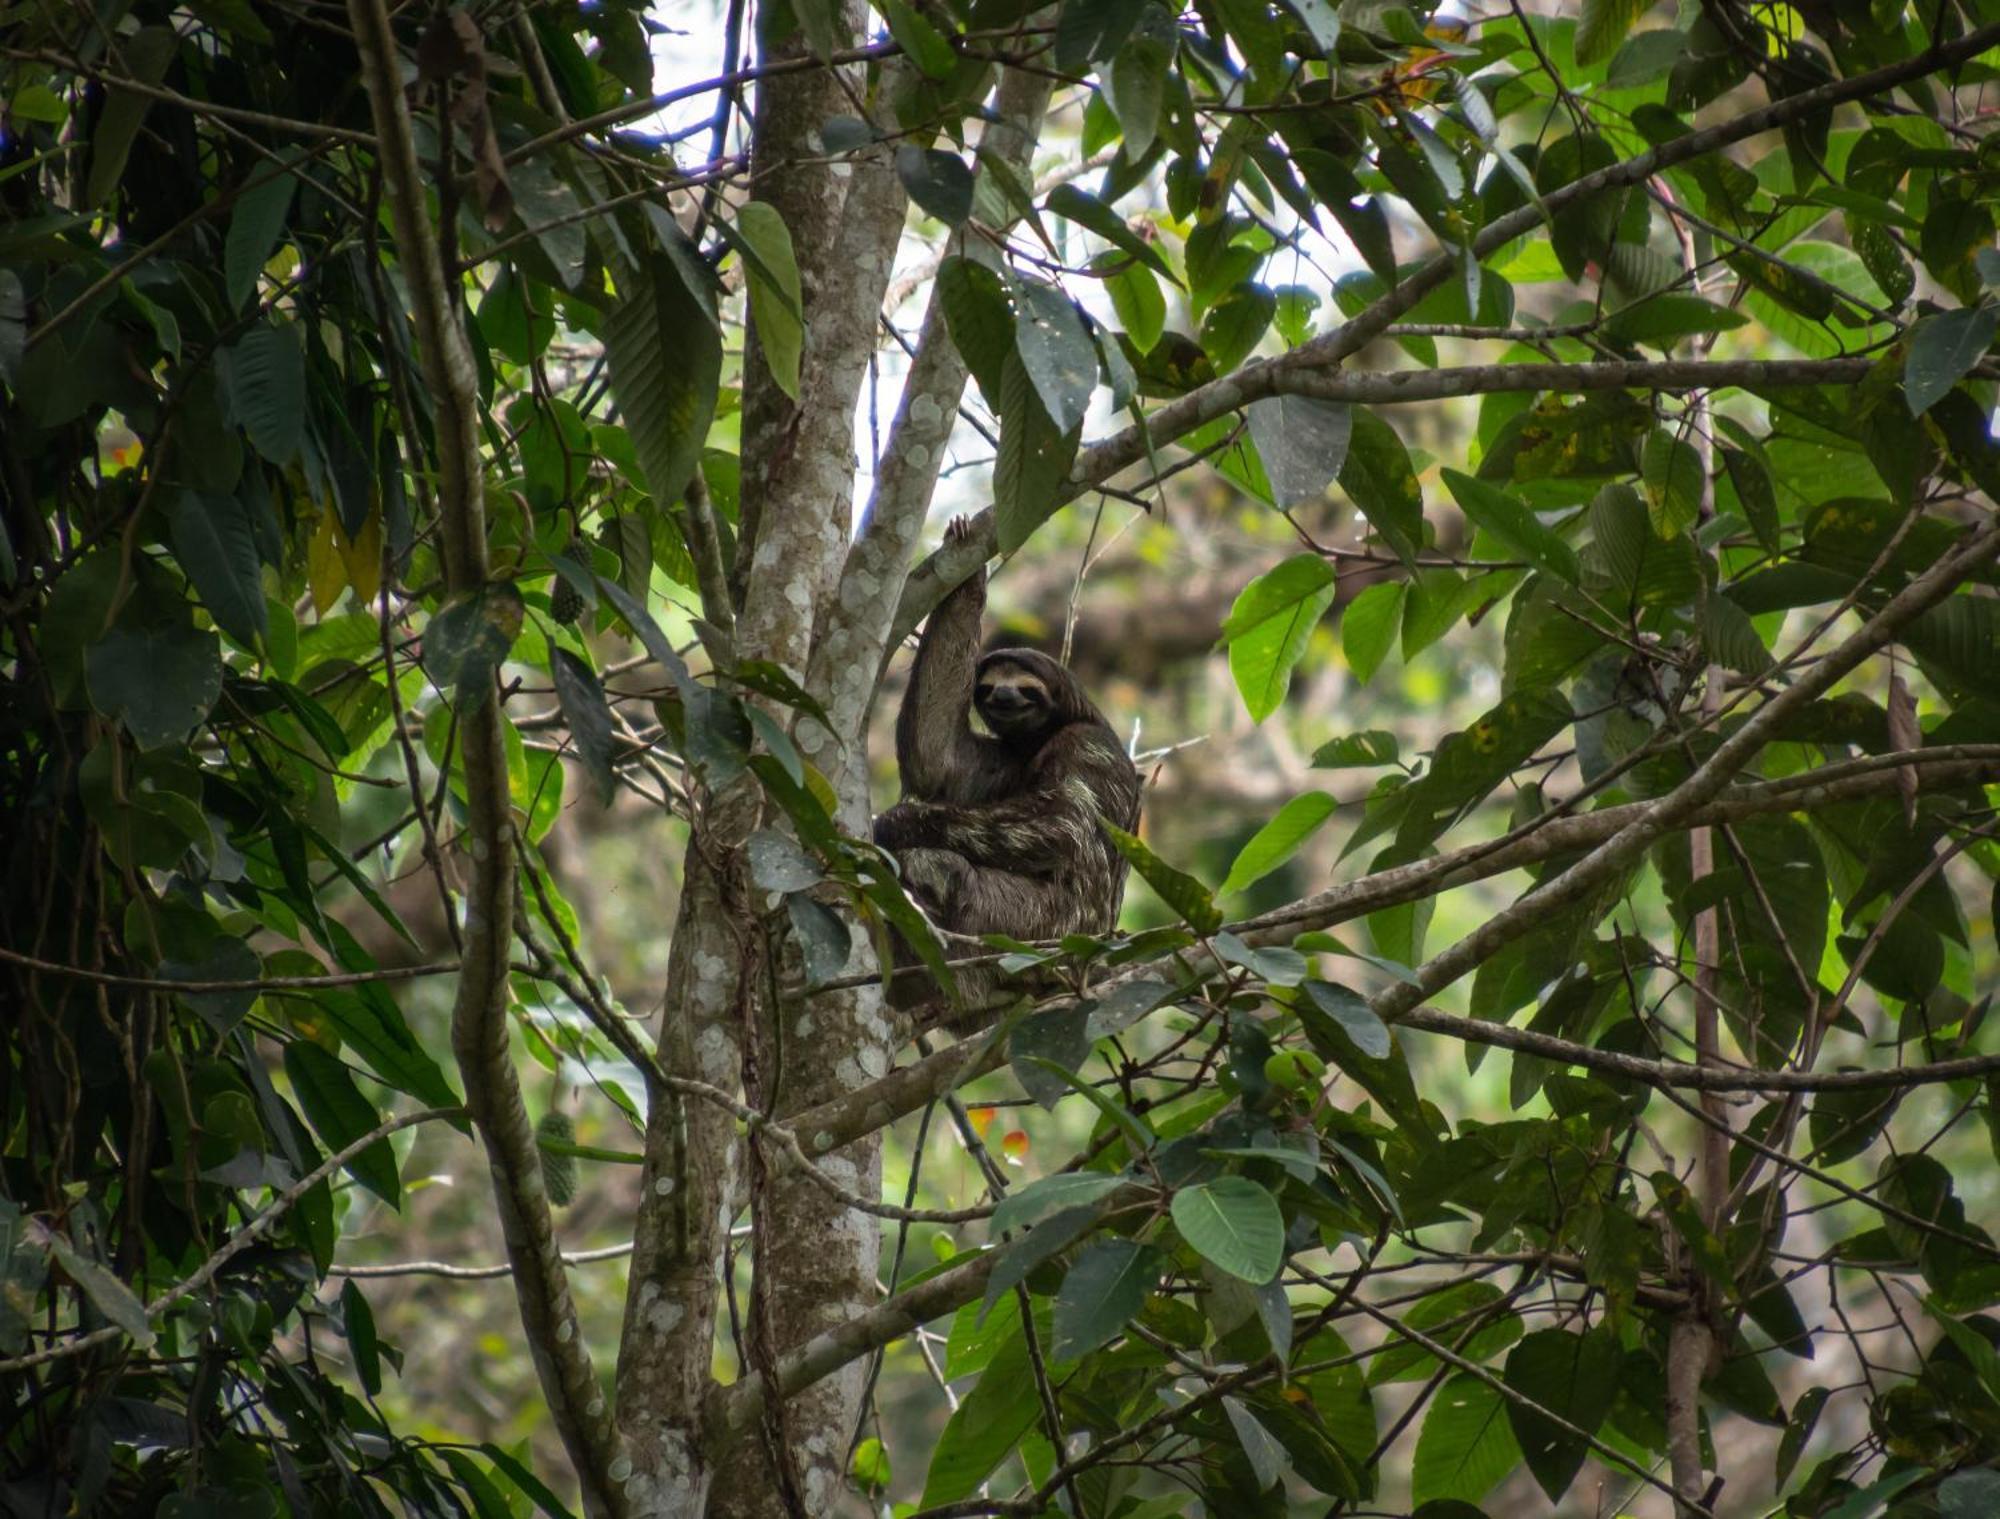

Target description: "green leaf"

left=604, top=243, right=722, bottom=509
left=1341, top=581, right=1403, bottom=684
left=478, top=265, right=555, bottom=365
left=1699, top=593, right=1768, bottom=674
left=87, top=621, right=222, bottom=751
left=1171, top=1175, right=1284, bottom=1283
left=1101, top=255, right=1166, bottom=353
left=1224, top=1396, right=1287, bottom=1491
left=1603, top=294, right=1748, bottom=350
left=896, top=146, right=974, bottom=226
left=1575, top=0, right=1650, bottom=66
left=994, top=352, right=1081, bottom=554
left=733, top=201, right=804, bottom=401
left=1106, top=6, right=1173, bottom=160
left=225, top=320, right=305, bottom=466
left=1441, top=470, right=1579, bottom=584
left=1312, top=729, right=1399, bottom=769
left=1023, top=1056, right=1160, bottom=1160
left=1200, top=282, right=1276, bottom=373
left=1302, top=980, right=1391, bottom=1060
left=1641, top=428, right=1705, bottom=538
left=481, top=1444, right=579, bottom=1519
left=1775, top=1383, right=1828, bottom=1486
left=1046, top=185, right=1176, bottom=280
left=879, top=0, right=955, bottom=77
left=1008, top=1002, right=1090, bottom=1110
left=849, top=1434, right=892, bottom=1491
left=1222, top=791, right=1339, bottom=895
left=1339, top=409, right=1424, bottom=564
left=285, top=1041, right=401, bottom=1207
left=84, top=27, right=176, bottom=208
left=1368, top=1282, right=1521, bottom=1385
left=1010, top=274, right=1097, bottom=435
left=225, top=168, right=296, bottom=312
left=44, top=1230, right=155, bottom=1349
left=1943, top=1471, right=2000, bottom=1519
left=921, top=1316, right=1044, bottom=1504
left=1905, top=305, right=1998, bottom=418
left=1412, top=1373, right=1519, bottom=1508
left=1053, top=1239, right=1160, bottom=1359
left=1386, top=690, right=1572, bottom=853
left=938, top=256, right=1015, bottom=406
left=423, top=583, right=525, bottom=713
left=1106, top=823, right=1222, bottom=936
left=167, top=489, right=267, bottom=650
left=1225, top=552, right=1337, bottom=723
left=550, top=649, right=616, bottom=806
left=1719, top=447, right=1780, bottom=554
left=1246, top=395, right=1352, bottom=506
left=991, top=1172, right=1126, bottom=1237
left=1501, top=1327, right=1621, bottom=1502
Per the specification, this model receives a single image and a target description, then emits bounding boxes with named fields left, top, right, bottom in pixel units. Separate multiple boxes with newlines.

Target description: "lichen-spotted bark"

left=613, top=846, right=745, bottom=1517
left=803, top=57, right=1057, bottom=804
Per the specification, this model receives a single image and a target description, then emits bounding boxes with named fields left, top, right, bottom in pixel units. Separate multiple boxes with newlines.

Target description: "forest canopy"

left=6, top=1, right=2000, bottom=1517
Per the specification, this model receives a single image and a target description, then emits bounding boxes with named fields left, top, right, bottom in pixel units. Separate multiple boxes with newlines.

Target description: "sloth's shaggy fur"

left=873, top=534, right=1142, bottom=1029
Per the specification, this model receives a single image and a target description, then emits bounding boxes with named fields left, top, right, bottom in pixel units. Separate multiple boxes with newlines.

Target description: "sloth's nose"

left=986, top=688, right=1030, bottom=710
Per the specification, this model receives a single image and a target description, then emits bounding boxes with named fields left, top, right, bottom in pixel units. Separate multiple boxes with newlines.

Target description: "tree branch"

left=889, top=18, right=2000, bottom=638
left=345, top=3, right=626, bottom=1512
left=0, top=1106, right=460, bottom=1375
left=788, top=751, right=2000, bottom=1152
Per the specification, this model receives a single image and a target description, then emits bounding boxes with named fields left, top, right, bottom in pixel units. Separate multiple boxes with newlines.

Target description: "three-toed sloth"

left=873, top=520, right=1143, bottom=1028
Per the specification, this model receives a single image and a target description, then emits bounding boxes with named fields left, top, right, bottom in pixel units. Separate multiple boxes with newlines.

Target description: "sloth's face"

left=975, top=661, right=1053, bottom=738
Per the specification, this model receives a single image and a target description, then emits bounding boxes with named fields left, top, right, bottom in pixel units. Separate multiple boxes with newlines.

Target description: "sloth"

left=873, top=520, right=1143, bottom=1028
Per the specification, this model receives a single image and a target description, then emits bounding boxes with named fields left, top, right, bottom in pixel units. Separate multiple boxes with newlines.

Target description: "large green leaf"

left=1224, top=552, right=1337, bottom=723
left=83, top=27, right=177, bottom=208
left=1905, top=305, right=1998, bottom=418
left=225, top=319, right=305, bottom=466
left=1046, top=184, right=1177, bottom=280
left=604, top=243, right=721, bottom=508
left=86, top=621, right=222, bottom=752
left=1105, top=5, right=1174, bottom=160
left=895, top=146, right=975, bottom=226
left=1171, top=1176, right=1284, bottom=1283
left=44, top=1231, right=154, bottom=1349
left=1010, top=274, right=1097, bottom=435
left=422, top=583, right=525, bottom=713
left=1221, top=790, right=1339, bottom=895
left=1339, top=409, right=1424, bottom=564
left=225, top=166, right=297, bottom=311
left=994, top=352, right=1081, bottom=553
left=1442, top=469, right=1579, bottom=585
left=1341, top=581, right=1403, bottom=684
left=921, top=1318, right=1043, bottom=1504
left=1501, top=1327, right=1622, bottom=1501
left=1412, top=1373, right=1520, bottom=1508
left=167, top=488, right=267, bottom=650
left=1106, top=823, right=1222, bottom=936
left=284, top=1041, right=402, bottom=1207
left=1575, top=0, right=1652, bottom=66
left=937, top=256, right=1015, bottom=405
left=550, top=648, right=616, bottom=806
left=1053, top=1239, right=1161, bottom=1359
left=1246, top=394, right=1352, bottom=506
left=731, top=202, right=802, bottom=400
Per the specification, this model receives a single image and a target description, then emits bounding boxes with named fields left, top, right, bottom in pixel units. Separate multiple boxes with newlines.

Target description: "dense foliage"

left=6, top=0, right=2000, bottom=1516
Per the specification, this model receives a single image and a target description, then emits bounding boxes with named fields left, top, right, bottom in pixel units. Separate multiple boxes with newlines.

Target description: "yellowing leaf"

left=308, top=509, right=348, bottom=614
